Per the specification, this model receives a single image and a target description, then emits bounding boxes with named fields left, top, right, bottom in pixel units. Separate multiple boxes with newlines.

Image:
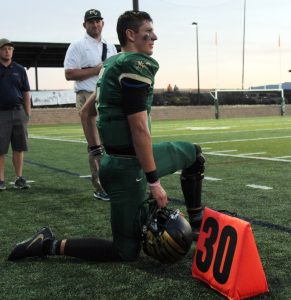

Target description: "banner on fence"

left=31, top=90, right=75, bottom=106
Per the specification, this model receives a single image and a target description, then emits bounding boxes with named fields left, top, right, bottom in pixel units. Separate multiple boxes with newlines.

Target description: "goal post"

left=209, top=88, right=286, bottom=119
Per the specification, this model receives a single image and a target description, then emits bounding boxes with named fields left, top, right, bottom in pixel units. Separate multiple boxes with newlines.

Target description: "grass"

left=1, top=115, right=291, bottom=299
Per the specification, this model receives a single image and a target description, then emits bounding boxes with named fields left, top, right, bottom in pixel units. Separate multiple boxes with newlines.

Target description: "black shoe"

left=0, top=181, right=6, bottom=191
left=93, top=191, right=110, bottom=201
left=14, top=176, right=30, bottom=189
left=8, top=227, right=54, bottom=261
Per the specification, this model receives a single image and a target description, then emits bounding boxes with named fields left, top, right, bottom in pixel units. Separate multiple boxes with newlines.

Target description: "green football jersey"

left=96, top=52, right=159, bottom=149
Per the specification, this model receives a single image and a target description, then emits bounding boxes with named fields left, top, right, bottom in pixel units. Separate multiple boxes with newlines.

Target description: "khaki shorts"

left=0, top=107, right=29, bottom=155
left=76, top=91, right=95, bottom=112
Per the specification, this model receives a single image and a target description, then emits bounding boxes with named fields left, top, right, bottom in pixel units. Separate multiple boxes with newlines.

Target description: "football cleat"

left=8, top=227, right=54, bottom=261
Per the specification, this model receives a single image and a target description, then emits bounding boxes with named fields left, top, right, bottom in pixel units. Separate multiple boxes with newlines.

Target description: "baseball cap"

left=0, top=38, right=14, bottom=48
left=84, top=9, right=103, bottom=22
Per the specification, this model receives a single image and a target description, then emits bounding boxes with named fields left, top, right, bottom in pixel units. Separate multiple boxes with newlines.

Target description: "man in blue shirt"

left=0, top=38, right=31, bottom=190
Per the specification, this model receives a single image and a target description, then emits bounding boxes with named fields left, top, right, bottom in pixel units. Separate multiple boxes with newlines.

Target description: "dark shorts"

left=99, top=141, right=197, bottom=261
left=0, top=107, right=29, bottom=154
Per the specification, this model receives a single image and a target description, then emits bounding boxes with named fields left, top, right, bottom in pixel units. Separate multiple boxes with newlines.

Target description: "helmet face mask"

left=142, top=204, right=193, bottom=263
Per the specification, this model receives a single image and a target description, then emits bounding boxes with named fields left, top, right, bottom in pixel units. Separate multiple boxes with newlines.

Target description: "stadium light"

left=242, top=0, right=246, bottom=89
left=133, top=0, right=139, bottom=11
left=192, top=22, right=200, bottom=104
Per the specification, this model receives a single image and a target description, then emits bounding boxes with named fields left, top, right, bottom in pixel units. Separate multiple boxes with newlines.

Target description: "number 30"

left=195, top=217, right=238, bottom=284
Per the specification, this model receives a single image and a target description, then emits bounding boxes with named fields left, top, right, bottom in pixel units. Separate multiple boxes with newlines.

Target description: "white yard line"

left=9, top=180, right=35, bottom=185
left=174, top=171, right=222, bottom=181
left=154, top=127, right=291, bottom=138
left=178, top=126, right=231, bottom=130
left=204, top=176, right=222, bottom=181
left=30, top=136, right=86, bottom=143
left=238, top=152, right=266, bottom=156
left=201, top=135, right=291, bottom=145
left=246, top=184, right=273, bottom=190
left=205, top=151, right=291, bottom=163
left=211, top=150, right=238, bottom=153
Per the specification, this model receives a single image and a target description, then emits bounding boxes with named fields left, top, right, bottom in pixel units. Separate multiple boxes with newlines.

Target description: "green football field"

left=1, top=115, right=291, bottom=299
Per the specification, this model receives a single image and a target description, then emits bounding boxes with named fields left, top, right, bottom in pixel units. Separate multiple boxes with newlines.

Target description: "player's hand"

left=149, top=182, right=168, bottom=208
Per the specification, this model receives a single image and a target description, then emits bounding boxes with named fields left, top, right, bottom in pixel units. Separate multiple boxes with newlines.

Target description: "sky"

left=1, top=0, right=291, bottom=91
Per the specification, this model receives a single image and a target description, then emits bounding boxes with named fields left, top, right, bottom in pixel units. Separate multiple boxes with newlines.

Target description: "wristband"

left=148, top=180, right=160, bottom=187
left=145, top=170, right=159, bottom=184
left=89, top=145, right=103, bottom=157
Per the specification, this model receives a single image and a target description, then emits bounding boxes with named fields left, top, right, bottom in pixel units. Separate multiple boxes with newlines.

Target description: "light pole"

left=192, top=22, right=200, bottom=104
left=242, top=0, right=246, bottom=89
left=133, top=0, right=139, bottom=11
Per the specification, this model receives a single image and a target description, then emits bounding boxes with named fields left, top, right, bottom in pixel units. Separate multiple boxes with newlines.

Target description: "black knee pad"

left=181, top=144, right=205, bottom=180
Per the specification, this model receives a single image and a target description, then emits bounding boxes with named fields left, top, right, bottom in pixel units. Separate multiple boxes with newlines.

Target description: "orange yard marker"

left=192, top=207, right=269, bottom=300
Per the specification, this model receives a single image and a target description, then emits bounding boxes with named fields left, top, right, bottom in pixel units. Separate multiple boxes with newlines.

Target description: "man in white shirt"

left=64, top=9, right=117, bottom=201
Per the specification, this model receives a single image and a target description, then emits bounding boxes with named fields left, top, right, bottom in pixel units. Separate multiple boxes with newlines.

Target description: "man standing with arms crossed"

left=0, top=38, right=31, bottom=191
left=64, top=9, right=117, bottom=201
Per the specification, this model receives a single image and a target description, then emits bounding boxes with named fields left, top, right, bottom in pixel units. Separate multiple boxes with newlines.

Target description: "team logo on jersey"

left=135, top=60, right=151, bottom=71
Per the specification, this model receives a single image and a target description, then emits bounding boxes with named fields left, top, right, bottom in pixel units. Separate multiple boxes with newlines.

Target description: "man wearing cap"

left=0, top=38, right=31, bottom=191
left=64, top=9, right=117, bottom=202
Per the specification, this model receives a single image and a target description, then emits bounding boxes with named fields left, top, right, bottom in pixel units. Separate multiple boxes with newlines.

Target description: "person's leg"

left=0, top=154, right=6, bottom=190
left=12, top=150, right=24, bottom=178
left=11, top=108, right=29, bottom=189
left=0, top=154, right=5, bottom=182
left=8, top=227, right=121, bottom=262
left=77, top=91, right=107, bottom=198
left=0, top=110, right=12, bottom=185
left=153, top=141, right=205, bottom=240
left=180, top=145, right=205, bottom=240
left=99, top=154, right=147, bottom=261
left=45, top=238, right=121, bottom=261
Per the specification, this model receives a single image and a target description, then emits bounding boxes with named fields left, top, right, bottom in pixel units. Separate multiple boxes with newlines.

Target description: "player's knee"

left=182, top=144, right=205, bottom=180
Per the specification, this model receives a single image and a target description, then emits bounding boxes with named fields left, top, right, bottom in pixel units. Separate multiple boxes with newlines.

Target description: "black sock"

left=63, top=238, right=122, bottom=262
left=43, top=239, right=61, bottom=255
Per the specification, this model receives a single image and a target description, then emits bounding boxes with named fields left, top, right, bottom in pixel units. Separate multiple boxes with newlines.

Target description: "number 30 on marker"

left=195, top=216, right=237, bottom=284
left=192, top=207, right=269, bottom=299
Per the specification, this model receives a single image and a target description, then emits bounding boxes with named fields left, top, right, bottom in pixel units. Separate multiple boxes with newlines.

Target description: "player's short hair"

left=117, top=10, right=153, bottom=47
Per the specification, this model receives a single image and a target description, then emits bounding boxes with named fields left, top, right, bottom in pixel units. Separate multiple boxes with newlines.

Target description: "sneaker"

left=8, top=227, right=54, bottom=261
left=93, top=191, right=110, bottom=201
left=0, top=181, right=6, bottom=191
left=14, top=176, right=30, bottom=189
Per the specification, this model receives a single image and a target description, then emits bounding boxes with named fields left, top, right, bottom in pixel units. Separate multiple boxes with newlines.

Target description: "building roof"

left=12, top=41, right=70, bottom=69
left=12, top=41, right=121, bottom=69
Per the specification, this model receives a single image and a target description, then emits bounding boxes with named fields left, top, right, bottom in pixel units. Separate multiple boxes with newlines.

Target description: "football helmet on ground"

left=142, top=204, right=193, bottom=263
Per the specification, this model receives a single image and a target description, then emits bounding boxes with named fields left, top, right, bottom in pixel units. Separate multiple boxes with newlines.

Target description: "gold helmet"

left=142, top=205, right=193, bottom=263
